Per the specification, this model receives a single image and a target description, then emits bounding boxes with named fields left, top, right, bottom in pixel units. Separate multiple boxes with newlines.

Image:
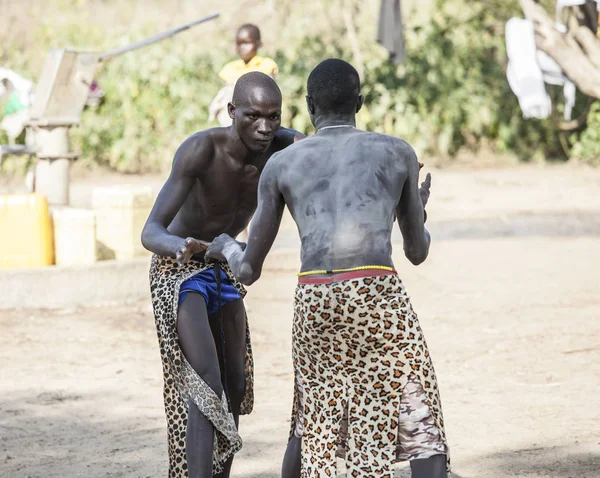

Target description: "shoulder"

left=379, top=133, right=416, bottom=158
left=219, top=59, right=243, bottom=82
left=272, top=126, right=305, bottom=150
left=349, top=131, right=418, bottom=177
left=264, top=130, right=307, bottom=170
left=357, top=131, right=417, bottom=159
left=265, top=132, right=316, bottom=176
left=259, top=149, right=286, bottom=188
left=258, top=55, right=277, bottom=65
left=220, top=59, right=242, bottom=71
left=260, top=56, right=278, bottom=70
left=394, top=136, right=417, bottom=158
left=392, top=137, right=419, bottom=171
left=172, top=129, right=222, bottom=174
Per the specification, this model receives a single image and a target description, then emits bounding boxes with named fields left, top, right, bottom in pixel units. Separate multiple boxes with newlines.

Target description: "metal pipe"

left=98, top=13, right=220, bottom=62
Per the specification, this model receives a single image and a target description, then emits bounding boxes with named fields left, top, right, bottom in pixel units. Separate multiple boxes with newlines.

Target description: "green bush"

left=72, top=43, right=223, bottom=172
left=570, top=103, right=600, bottom=165
left=274, top=0, right=565, bottom=162
left=2, top=0, right=597, bottom=172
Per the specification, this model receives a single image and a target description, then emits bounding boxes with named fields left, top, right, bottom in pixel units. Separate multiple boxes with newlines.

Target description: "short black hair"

left=307, top=59, right=360, bottom=115
left=232, top=71, right=281, bottom=106
left=237, top=23, right=261, bottom=41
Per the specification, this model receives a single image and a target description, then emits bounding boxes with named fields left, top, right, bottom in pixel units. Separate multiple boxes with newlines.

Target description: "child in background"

left=209, top=24, right=278, bottom=126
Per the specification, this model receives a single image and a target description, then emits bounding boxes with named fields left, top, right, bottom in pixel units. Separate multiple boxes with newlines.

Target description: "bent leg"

left=410, top=454, right=447, bottom=478
left=177, top=292, right=223, bottom=478
left=209, top=298, right=247, bottom=478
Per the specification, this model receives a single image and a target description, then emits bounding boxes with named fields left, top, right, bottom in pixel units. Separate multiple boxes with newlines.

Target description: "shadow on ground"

left=0, top=391, right=166, bottom=478
left=236, top=442, right=599, bottom=478
left=3, top=391, right=598, bottom=478
left=477, top=446, right=600, bottom=478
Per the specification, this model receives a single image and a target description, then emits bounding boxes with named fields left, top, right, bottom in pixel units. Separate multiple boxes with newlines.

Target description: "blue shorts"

left=178, top=267, right=242, bottom=316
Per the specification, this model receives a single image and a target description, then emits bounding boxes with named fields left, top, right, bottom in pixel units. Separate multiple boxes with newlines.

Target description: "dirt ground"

left=1, top=164, right=600, bottom=477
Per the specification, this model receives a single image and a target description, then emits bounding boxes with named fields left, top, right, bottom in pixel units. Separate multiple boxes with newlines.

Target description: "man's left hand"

left=206, top=233, right=236, bottom=262
left=419, top=172, right=432, bottom=208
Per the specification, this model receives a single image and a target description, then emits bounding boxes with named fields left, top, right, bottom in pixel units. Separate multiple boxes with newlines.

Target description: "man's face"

left=230, top=87, right=282, bottom=152
left=236, top=29, right=260, bottom=63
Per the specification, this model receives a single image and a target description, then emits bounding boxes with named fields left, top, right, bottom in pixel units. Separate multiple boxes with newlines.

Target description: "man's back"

left=276, top=128, right=410, bottom=272
left=204, top=59, right=446, bottom=478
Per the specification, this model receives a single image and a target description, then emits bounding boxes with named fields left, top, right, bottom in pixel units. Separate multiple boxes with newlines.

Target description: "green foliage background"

left=0, top=0, right=596, bottom=172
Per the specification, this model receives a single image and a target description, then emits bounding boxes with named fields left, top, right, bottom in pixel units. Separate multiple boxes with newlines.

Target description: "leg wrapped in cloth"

left=149, top=255, right=254, bottom=477
left=289, top=272, right=450, bottom=477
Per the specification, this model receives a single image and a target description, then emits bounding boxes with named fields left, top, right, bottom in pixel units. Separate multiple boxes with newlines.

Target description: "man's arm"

left=396, top=143, right=431, bottom=265
left=141, top=134, right=210, bottom=259
left=206, top=155, right=285, bottom=285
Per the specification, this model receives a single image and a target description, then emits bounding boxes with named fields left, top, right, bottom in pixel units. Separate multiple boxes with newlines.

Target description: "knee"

left=227, top=367, right=246, bottom=412
left=188, top=362, right=223, bottom=397
left=203, top=370, right=224, bottom=397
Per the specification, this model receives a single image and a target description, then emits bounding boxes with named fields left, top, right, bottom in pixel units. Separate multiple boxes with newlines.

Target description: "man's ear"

left=356, top=94, right=365, bottom=113
left=228, top=102, right=236, bottom=120
left=305, top=95, right=315, bottom=115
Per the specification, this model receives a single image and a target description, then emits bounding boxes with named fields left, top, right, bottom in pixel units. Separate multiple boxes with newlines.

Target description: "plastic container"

left=0, top=194, right=54, bottom=268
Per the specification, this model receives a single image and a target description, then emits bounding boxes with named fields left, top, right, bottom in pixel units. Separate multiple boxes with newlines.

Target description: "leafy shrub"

left=1, top=0, right=596, bottom=172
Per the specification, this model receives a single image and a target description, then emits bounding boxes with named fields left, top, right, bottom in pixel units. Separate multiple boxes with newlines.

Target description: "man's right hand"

left=176, top=237, right=210, bottom=266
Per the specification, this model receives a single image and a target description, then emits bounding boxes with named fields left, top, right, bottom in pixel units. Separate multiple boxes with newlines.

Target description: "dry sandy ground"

left=1, top=164, right=599, bottom=477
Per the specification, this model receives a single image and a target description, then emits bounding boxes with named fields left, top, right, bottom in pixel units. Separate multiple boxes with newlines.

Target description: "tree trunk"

left=519, top=0, right=600, bottom=99
left=342, top=0, right=365, bottom=81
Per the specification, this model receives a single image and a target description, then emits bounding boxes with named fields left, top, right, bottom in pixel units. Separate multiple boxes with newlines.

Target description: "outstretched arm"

left=141, top=134, right=210, bottom=262
left=396, top=143, right=431, bottom=265
left=206, top=156, right=285, bottom=285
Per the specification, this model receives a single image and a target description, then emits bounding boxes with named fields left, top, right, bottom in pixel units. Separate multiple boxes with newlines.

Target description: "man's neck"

left=313, top=114, right=356, bottom=132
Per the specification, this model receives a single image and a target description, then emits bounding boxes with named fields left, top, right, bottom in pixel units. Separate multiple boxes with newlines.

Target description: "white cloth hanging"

left=0, top=68, right=34, bottom=108
left=536, top=50, right=576, bottom=120
left=0, top=68, right=35, bottom=141
left=505, top=17, right=577, bottom=120
left=208, top=84, right=234, bottom=127
left=506, top=18, right=552, bottom=119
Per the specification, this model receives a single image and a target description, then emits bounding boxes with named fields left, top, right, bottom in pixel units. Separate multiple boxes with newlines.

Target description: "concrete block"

left=0, top=258, right=151, bottom=309
left=51, top=207, right=97, bottom=266
left=91, top=185, right=153, bottom=260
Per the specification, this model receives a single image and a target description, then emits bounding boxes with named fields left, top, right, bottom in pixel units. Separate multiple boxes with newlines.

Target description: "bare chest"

left=189, top=163, right=260, bottom=217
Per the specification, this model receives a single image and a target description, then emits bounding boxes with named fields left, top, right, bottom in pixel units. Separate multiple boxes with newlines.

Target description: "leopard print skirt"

left=289, top=273, right=450, bottom=477
left=149, top=255, right=254, bottom=477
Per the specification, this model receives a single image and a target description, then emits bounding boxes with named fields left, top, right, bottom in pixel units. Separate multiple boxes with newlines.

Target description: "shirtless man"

left=206, top=59, right=449, bottom=477
left=141, top=71, right=302, bottom=478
